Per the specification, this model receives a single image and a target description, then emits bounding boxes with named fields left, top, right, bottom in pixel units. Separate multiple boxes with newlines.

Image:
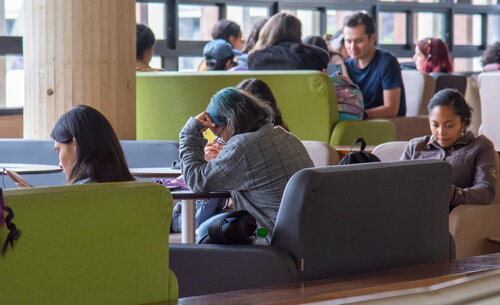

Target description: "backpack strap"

left=350, top=137, right=367, bottom=152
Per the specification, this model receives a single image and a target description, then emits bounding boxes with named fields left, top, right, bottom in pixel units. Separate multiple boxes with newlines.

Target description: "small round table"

left=0, top=163, right=63, bottom=174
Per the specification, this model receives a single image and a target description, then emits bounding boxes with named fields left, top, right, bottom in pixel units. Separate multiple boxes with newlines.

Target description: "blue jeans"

left=171, top=198, right=226, bottom=233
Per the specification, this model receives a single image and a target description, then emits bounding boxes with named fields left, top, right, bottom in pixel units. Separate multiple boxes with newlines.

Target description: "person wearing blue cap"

left=179, top=87, right=313, bottom=242
left=203, top=39, right=241, bottom=71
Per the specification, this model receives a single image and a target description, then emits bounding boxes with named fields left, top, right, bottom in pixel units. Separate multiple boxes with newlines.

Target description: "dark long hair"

left=50, top=105, right=135, bottom=184
left=236, top=78, right=288, bottom=131
left=241, top=18, right=267, bottom=53
left=0, top=188, right=21, bottom=256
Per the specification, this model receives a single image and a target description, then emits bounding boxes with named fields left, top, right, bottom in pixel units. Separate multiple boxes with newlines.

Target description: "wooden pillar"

left=24, top=0, right=136, bottom=139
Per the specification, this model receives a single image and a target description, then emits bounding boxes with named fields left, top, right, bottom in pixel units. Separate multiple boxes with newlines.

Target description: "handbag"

left=339, top=138, right=381, bottom=165
left=198, top=210, right=257, bottom=244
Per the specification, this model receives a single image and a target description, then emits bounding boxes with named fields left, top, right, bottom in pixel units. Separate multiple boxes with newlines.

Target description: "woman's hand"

left=204, top=141, right=223, bottom=161
left=195, top=112, right=216, bottom=132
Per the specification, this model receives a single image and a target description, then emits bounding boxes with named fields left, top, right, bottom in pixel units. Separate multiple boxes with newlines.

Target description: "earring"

left=462, top=129, right=467, bottom=137
left=74, top=146, right=77, bottom=152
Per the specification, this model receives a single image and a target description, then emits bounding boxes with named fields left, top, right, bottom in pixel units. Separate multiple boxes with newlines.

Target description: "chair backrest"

left=478, top=71, right=500, bottom=150
left=464, top=76, right=481, bottom=136
left=120, top=140, right=179, bottom=167
left=0, top=139, right=67, bottom=188
left=401, top=70, right=435, bottom=116
left=302, top=140, right=340, bottom=166
left=0, top=182, right=177, bottom=304
left=431, top=73, right=467, bottom=95
left=137, top=71, right=338, bottom=143
left=372, top=141, right=409, bottom=161
left=271, top=160, right=452, bottom=282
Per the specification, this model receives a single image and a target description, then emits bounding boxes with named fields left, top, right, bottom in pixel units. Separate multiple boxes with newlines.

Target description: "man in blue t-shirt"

left=343, top=12, right=406, bottom=119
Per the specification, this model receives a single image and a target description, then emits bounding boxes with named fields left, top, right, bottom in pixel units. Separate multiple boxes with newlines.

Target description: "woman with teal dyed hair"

left=179, top=87, right=313, bottom=243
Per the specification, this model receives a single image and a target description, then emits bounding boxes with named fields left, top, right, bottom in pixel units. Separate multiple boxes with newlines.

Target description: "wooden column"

left=24, top=0, right=136, bottom=139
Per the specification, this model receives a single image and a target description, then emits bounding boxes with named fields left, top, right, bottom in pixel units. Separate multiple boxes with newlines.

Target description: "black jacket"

left=248, top=41, right=329, bottom=71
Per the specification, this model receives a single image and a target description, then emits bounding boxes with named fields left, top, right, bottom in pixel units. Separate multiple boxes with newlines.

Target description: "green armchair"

left=0, top=182, right=177, bottom=304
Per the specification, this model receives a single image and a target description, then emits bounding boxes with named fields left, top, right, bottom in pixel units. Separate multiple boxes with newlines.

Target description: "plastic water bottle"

left=252, top=228, right=269, bottom=245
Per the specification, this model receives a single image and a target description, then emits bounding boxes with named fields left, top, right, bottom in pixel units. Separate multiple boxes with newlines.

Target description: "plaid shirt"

left=179, top=118, right=313, bottom=233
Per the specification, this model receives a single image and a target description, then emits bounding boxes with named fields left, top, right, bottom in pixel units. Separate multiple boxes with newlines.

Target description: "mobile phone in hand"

left=3, top=169, right=34, bottom=188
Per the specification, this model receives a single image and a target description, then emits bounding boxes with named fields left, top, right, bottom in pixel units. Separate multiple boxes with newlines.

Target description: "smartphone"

left=3, top=169, right=34, bottom=188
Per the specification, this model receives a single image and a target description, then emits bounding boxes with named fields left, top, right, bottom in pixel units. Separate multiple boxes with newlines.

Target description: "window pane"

left=178, top=5, right=218, bottom=41
left=326, top=10, right=359, bottom=35
left=381, top=0, right=438, bottom=2
left=470, top=0, right=499, bottom=4
left=0, top=55, right=24, bottom=107
left=488, top=15, right=500, bottom=44
left=282, top=9, right=320, bottom=36
left=4, top=0, right=23, bottom=36
left=454, top=57, right=482, bottom=73
left=226, top=6, right=269, bottom=40
left=136, top=3, right=166, bottom=39
left=179, top=56, right=203, bottom=72
left=379, top=12, right=407, bottom=44
left=414, top=12, right=444, bottom=41
left=150, top=55, right=162, bottom=70
left=454, top=14, right=482, bottom=46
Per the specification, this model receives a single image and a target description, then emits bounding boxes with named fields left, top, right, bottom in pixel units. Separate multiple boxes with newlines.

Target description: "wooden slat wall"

left=23, top=0, right=136, bottom=139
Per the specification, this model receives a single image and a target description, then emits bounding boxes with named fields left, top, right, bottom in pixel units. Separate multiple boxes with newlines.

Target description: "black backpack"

left=339, top=138, right=381, bottom=165
left=198, top=210, right=257, bottom=244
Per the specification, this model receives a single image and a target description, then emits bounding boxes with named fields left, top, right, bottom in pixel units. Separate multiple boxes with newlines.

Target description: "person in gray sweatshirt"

left=179, top=87, right=313, bottom=240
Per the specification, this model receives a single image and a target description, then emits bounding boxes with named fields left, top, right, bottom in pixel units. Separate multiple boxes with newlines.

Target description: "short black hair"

left=482, top=41, right=500, bottom=67
left=344, top=12, right=376, bottom=36
left=428, top=89, right=472, bottom=128
left=212, top=20, right=241, bottom=42
left=136, top=24, right=156, bottom=60
left=205, top=55, right=234, bottom=71
left=302, top=35, right=329, bottom=53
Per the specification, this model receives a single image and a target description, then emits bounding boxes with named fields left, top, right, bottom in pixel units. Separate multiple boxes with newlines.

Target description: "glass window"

left=488, top=15, right=500, bottom=44
left=226, top=6, right=269, bottom=40
left=282, top=9, right=320, bottom=37
left=150, top=55, right=162, bottom=70
left=0, top=55, right=24, bottom=107
left=135, top=3, right=166, bottom=39
left=4, top=0, right=23, bottom=36
left=379, top=12, right=407, bottom=44
left=381, top=0, right=438, bottom=2
left=454, top=57, right=482, bottom=73
left=413, top=12, right=444, bottom=42
left=178, top=4, right=218, bottom=41
left=454, top=14, right=482, bottom=46
left=179, top=56, right=203, bottom=72
left=469, top=0, right=499, bottom=4
left=326, top=10, right=359, bottom=35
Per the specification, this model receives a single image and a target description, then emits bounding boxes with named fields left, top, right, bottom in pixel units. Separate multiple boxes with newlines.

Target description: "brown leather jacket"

left=401, top=131, right=497, bottom=208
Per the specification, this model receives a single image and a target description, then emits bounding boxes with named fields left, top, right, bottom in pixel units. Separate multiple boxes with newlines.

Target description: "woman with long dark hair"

left=51, top=105, right=135, bottom=184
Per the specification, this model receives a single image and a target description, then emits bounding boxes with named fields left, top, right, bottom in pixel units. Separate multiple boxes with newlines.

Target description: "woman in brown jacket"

left=401, top=89, right=497, bottom=210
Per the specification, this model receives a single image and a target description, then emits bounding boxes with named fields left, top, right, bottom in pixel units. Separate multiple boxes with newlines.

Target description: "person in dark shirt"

left=343, top=12, right=406, bottom=119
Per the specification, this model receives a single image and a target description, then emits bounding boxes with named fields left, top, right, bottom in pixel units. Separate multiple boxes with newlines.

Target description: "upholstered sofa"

left=136, top=71, right=396, bottom=146
left=373, top=141, right=500, bottom=259
left=170, top=160, right=454, bottom=297
left=0, top=182, right=178, bottom=304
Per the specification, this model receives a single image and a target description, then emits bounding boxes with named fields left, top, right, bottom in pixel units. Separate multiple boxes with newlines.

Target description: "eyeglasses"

left=214, top=126, right=226, bottom=146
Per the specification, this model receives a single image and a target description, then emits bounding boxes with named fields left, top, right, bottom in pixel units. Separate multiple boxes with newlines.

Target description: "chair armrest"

left=449, top=204, right=500, bottom=258
left=169, top=243, right=298, bottom=297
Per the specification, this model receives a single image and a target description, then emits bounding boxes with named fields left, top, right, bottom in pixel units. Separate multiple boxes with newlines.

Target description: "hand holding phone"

left=3, top=169, right=34, bottom=188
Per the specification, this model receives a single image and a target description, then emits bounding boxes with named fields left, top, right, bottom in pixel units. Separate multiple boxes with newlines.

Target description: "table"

left=171, top=190, right=231, bottom=243
left=0, top=163, right=62, bottom=174
left=129, top=167, right=181, bottom=178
